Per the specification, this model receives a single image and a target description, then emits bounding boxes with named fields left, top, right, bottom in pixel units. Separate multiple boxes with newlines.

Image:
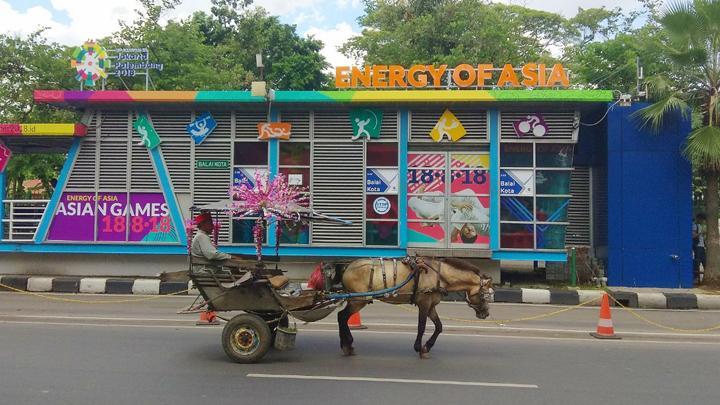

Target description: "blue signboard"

left=366, top=168, right=399, bottom=193
left=500, top=169, right=533, bottom=196
left=186, top=112, right=217, bottom=145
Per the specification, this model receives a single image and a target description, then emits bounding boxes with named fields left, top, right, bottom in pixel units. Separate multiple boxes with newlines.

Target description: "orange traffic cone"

left=590, top=293, right=620, bottom=339
left=196, top=310, right=220, bottom=326
left=348, top=312, right=367, bottom=330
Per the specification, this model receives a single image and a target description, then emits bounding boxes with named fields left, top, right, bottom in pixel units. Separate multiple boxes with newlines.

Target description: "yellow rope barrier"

left=390, top=296, right=601, bottom=325
left=0, top=282, right=191, bottom=304
left=607, top=294, right=720, bottom=333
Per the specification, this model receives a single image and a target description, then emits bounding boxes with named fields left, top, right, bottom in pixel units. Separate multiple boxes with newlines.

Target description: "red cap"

left=194, top=212, right=212, bottom=225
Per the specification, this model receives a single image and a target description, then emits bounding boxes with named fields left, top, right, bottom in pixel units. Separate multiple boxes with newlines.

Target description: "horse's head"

left=466, top=276, right=494, bottom=319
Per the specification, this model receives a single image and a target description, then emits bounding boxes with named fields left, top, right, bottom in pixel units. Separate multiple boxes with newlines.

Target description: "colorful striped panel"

left=0, top=123, right=87, bottom=136
left=34, top=89, right=614, bottom=104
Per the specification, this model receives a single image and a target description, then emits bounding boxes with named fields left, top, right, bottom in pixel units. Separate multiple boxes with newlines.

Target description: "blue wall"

left=607, top=103, right=693, bottom=287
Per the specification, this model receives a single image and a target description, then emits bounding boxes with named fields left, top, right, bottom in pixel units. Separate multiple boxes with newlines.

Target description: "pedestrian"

left=693, top=213, right=706, bottom=283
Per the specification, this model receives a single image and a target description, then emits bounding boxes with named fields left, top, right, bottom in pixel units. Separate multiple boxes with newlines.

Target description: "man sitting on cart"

left=191, top=211, right=288, bottom=288
left=191, top=212, right=234, bottom=262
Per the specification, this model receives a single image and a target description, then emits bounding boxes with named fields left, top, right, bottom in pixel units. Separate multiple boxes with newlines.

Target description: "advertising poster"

left=0, top=142, right=11, bottom=173
left=127, top=193, right=177, bottom=242
left=408, top=222, right=446, bottom=246
left=96, top=192, right=128, bottom=242
left=47, top=192, right=177, bottom=243
left=47, top=192, right=96, bottom=241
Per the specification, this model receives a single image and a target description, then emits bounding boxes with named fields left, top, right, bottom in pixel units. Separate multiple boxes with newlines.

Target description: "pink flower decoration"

left=228, top=172, right=308, bottom=260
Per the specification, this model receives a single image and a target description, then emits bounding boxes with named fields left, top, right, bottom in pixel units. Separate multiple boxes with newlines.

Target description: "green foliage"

left=109, top=0, right=329, bottom=91
left=342, top=0, right=567, bottom=66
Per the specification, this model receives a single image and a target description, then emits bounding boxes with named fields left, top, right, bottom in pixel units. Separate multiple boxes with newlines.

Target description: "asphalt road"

left=1, top=293, right=720, bottom=405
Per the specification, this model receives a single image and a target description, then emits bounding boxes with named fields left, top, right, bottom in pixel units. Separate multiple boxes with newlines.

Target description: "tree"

left=342, top=0, right=566, bottom=65
left=635, top=0, right=720, bottom=283
left=0, top=30, right=77, bottom=199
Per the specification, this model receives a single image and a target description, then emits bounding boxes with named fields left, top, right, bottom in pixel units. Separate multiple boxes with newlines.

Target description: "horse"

left=337, top=256, right=494, bottom=358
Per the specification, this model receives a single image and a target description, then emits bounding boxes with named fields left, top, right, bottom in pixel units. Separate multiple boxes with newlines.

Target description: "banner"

left=0, top=142, right=11, bottom=173
left=257, top=122, right=291, bottom=140
left=133, top=113, right=161, bottom=149
left=513, top=113, right=548, bottom=137
left=429, top=110, right=466, bottom=142
left=47, top=192, right=177, bottom=243
left=186, top=112, right=217, bottom=145
left=350, top=109, right=383, bottom=140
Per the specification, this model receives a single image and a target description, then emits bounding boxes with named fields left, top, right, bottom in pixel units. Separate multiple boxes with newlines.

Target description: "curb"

left=1, top=275, right=192, bottom=296
left=2, top=275, right=720, bottom=310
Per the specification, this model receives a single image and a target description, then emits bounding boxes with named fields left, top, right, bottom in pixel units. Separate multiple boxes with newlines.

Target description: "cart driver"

left=191, top=212, right=233, bottom=262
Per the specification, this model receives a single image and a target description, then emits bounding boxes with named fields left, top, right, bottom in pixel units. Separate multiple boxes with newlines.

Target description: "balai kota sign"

left=335, top=63, right=569, bottom=89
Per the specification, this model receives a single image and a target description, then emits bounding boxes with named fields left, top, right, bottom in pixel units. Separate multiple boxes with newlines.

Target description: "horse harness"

left=401, top=256, right=445, bottom=305
left=368, top=258, right=400, bottom=297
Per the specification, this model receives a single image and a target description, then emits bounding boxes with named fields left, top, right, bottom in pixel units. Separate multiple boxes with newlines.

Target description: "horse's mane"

left=437, top=257, right=482, bottom=275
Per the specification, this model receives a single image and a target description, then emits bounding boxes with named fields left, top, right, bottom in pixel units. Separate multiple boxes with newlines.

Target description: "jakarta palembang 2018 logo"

left=71, top=41, right=110, bottom=87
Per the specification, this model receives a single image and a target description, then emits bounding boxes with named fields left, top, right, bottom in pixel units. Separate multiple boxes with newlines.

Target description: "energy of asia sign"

left=335, top=63, right=569, bottom=89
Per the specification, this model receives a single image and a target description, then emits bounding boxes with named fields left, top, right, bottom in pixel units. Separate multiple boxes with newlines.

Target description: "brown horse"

left=337, top=257, right=494, bottom=358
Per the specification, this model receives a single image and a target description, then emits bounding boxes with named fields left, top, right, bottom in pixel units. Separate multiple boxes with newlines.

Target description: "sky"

left=1, top=0, right=651, bottom=69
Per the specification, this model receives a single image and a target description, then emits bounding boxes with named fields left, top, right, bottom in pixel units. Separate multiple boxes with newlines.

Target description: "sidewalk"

left=2, top=274, right=720, bottom=310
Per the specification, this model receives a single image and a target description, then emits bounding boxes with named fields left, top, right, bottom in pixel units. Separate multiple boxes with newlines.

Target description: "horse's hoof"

left=342, top=346, right=356, bottom=356
left=419, top=347, right=430, bottom=359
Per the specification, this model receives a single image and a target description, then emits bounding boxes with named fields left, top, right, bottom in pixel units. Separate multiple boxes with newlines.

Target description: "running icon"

left=349, top=109, right=383, bottom=141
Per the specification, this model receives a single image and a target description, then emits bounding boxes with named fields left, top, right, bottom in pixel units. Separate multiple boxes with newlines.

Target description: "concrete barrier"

left=521, top=288, right=551, bottom=304
left=27, top=277, right=53, bottom=292
left=79, top=278, right=107, bottom=294
left=131, top=279, right=161, bottom=295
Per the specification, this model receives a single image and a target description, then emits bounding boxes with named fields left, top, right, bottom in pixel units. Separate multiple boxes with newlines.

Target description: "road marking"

left=247, top=373, right=539, bottom=389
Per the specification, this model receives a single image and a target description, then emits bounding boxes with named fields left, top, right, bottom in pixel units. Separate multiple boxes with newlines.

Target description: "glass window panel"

left=233, top=167, right=268, bottom=188
left=366, top=195, right=398, bottom=219
left=536, top=170, right=571, bottom=195
left=408, top=222, right=445, bottom=246
left=450, top=195, right=490, bottom=224
left=536, top=224, right=567, bottom=249
left=451, top=169, right=489, bottom=194
left=536, top=197, right=570, bottom=222
left=407, top=195, right=445, bottom=221
left=279, top=221, right=309, bottom=244
left=279, top=143, right=310, bottom=166
left=407, top=168, right=445, bottom=194
left=451, top=153, right=489, bottom=169
left=500, top=197, right=534, bottom=222
left=500, top=223, right=534, bottom=249
left=279, top=168, right=310, bottom=187
left=536, top=144, right=574, bottom=168
left=408, top=153, right=445, bottom=168
left=367, top=143, right=398, bottom=166
left=234, top=142, right=268, bottom=166
left=500, top=143, right=533, bottom=167
left=232, top=219, right=266, bottom=244
left=366, top=221, right=398, bottom=246
left=449, top=222, right=490, bottom=247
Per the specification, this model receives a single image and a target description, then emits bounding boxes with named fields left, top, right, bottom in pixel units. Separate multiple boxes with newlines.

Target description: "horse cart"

left=186, top=202, right=493, bottom=364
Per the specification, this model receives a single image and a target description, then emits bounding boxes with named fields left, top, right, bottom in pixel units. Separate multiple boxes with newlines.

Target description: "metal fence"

left=2, top=200, right=49, bottom=242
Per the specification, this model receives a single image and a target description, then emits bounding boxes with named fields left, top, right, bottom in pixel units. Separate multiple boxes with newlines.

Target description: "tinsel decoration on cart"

left=228, top=172, right=309, bottom=261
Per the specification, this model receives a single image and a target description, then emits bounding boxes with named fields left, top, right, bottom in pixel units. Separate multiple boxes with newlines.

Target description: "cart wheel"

left=222, top=314, right=272, bottom=363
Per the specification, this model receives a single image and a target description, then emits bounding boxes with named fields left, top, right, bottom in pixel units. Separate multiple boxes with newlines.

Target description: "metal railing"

left=2, top=200, right=49, bottom=242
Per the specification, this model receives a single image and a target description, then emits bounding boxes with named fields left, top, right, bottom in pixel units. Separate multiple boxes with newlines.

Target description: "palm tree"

left=636, top=0, right=720, bottom=283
